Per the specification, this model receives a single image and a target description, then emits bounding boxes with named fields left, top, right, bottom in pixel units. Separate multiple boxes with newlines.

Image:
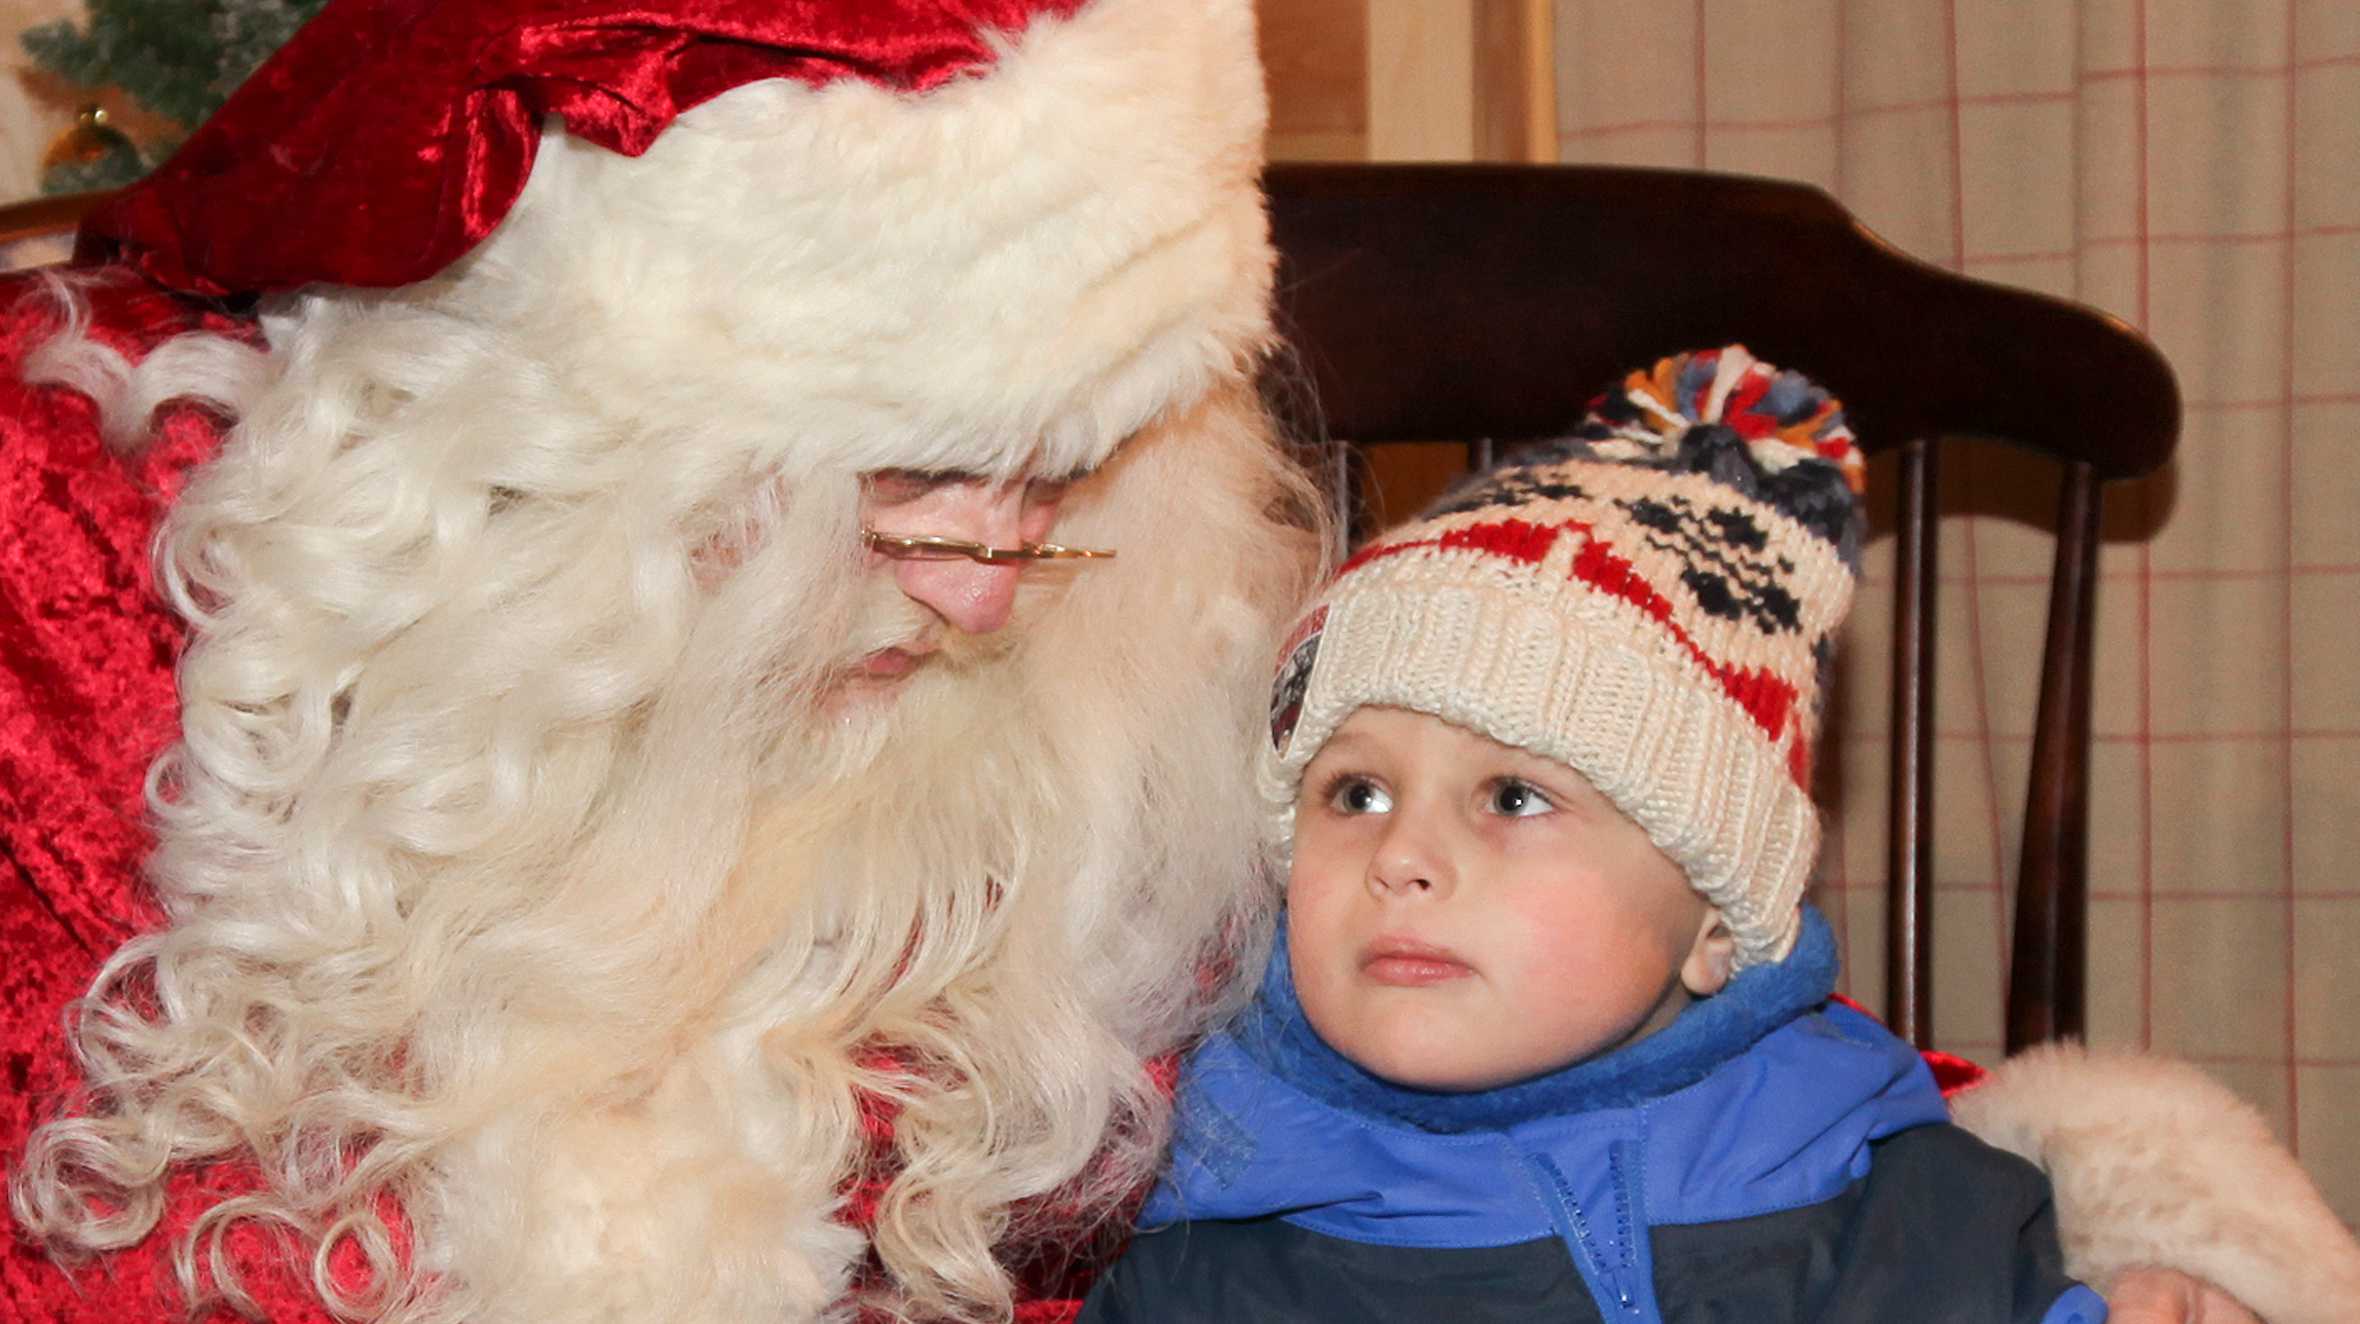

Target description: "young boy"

left=1078, top=348, right=2107, bottom=1323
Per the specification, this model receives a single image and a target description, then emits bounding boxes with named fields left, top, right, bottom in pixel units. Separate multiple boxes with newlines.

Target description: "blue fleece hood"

left=1142, top=908, right=1950, bottom=1252
left=1228, top=906, right=1852, bottom=1133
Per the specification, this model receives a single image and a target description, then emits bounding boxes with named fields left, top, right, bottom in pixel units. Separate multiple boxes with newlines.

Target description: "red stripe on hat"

left=1337, top=517, right=1563, bottom=575
left=1443, top=519, right=1562, bottom=562
left=1567, top=533, right=1806, bottom=784
left=1334, top=514, right=1809, bottom=788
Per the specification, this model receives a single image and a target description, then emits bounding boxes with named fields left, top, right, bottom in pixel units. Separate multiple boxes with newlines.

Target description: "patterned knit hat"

left=1262, top=346, right=1867, bottom=969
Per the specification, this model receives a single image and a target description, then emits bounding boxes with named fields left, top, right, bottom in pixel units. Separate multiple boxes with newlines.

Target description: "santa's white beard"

left=416, top=538, right=1279, bottom=1323
left=791, top=563, right=1048, bottom=791
left=14, top=306, right=1319, bottom=1324
left=801, top=576, right=939, bottom=781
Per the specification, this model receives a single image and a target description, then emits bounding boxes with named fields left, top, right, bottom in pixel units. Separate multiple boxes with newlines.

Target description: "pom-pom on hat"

left=74, top=0, right=1274, bottom=483
left=1262, top=347, right=1867, bottom=969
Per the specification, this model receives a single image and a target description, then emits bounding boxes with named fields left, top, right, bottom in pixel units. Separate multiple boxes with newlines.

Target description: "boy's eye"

left=1487, top=778, right=1554, bottom=817
left=1324, top=776, right=1392, bottom=815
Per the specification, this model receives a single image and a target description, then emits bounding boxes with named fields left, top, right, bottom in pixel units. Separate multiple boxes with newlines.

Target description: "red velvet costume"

left=5, top=2, right=1279, bottom=1317
left=0, top=275, right=1129, bottom=1322
left=0, top=275, right=315, bottom=1321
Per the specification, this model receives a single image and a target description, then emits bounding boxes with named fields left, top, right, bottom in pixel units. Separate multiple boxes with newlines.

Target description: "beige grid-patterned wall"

left=1550, top=0, right=2358, bottom=1225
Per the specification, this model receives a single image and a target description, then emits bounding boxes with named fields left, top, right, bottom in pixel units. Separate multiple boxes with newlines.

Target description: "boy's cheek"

left=1283, top=823, right=1357, bottom=908
left=1283, top=876, right=1363, bottom=990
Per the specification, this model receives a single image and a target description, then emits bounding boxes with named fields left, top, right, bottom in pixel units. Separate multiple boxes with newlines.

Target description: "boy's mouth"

left=1360, top=936, right=1472, bottom=986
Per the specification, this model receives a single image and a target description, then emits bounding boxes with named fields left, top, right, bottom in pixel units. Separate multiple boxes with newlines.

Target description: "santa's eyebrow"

left=867, top=466, right=1094, bottom=489
left=867, top=467, right=978, bottom=487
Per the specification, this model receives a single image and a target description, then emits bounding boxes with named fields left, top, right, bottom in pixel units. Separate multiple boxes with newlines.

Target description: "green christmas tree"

left=24, top=0, right=330, bottom=193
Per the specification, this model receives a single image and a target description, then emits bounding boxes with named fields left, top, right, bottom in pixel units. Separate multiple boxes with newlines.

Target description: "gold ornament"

left=42, top=105, right=137, bottom=171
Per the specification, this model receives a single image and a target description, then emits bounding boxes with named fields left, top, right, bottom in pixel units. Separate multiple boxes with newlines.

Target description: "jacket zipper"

left=1522, top=1148, right=1656, bottom=1321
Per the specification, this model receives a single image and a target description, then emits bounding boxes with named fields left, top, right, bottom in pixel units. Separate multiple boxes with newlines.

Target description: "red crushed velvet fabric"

left=0, top=267, right=1118, bottom=1319
left=0, top=272, right=344, bottom=1322
left=78, top=0, right=1089, bottom=300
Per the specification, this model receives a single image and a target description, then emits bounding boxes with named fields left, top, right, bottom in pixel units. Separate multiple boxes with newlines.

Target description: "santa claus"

left=0, top=1, right=2349, bottom=1322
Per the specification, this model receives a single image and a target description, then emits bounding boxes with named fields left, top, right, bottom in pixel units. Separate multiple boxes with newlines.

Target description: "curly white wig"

left=11, top=1, right=1329, bottom=1320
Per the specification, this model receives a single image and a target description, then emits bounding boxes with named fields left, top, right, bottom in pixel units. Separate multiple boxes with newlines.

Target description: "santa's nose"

left=881, top=481, right=1039, bottom=635
left=895, top=559, right=1022, bottom=635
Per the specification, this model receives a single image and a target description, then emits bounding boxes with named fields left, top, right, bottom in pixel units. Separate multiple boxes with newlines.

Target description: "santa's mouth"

left=857, top=646, right=931, bottom=679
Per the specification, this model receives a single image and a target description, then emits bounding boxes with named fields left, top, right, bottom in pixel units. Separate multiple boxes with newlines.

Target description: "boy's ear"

left=1680, top=910, right=1736, bottom=997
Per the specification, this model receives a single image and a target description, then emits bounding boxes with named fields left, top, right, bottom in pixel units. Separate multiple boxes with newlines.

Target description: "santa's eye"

left=862, top=469, right=1083, bottom=512
left=1486, top=779, right=1554, bottom=817
left=862, top=468, right=973, bottom=504
left=1022, top=476, right=1074, bottom=510
left=1321, top=775, right=1392, bottom=815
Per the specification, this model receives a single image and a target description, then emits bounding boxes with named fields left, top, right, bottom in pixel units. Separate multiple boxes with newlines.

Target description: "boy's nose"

left=1367, top=822, right=1452, bottom=899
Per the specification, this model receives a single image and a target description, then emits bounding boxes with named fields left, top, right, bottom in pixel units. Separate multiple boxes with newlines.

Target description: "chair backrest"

left=1264, top=162, right=2180, bottom=1052
left=0, top=193, right=103, bottom=273
left=2, top=172, right=2180, bottom=1050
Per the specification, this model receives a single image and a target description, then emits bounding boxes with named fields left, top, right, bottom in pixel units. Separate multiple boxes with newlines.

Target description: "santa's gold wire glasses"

left=860, top=530, right=1117, bottom=564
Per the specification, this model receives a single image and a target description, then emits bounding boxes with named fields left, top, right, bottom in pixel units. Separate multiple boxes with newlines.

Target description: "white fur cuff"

left=1951, top=1042, right=2360, bottom=1323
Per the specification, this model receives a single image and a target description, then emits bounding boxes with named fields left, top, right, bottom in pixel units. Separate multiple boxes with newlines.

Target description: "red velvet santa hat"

left=80, top=0, right=1274, bottom=480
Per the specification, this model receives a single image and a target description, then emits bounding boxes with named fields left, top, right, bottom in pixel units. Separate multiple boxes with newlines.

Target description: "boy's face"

left=1287, top=706, right=1728, bottom=1092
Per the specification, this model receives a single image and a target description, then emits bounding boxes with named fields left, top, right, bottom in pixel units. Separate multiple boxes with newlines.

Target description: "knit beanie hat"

left=1262, top=346, right=1867, bottom=969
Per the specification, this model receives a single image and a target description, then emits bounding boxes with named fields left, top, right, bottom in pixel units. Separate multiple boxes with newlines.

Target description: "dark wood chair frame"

left=1262, top=162, right=2179, bottom=1053
left=2, top=165, right=2179, bottom=1050
left=0, top=193, right=104, bottom=250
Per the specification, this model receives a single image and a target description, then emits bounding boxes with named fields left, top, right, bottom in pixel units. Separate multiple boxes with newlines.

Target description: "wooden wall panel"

left=1475, top=0, right=1557, bottom=164
left=1261, top=2, right=1560, bottom=521
left=1365, top=0, right=1473, bottom=161
left=1258, top=0, right=1368, bottom=161
left=1258, top=2, right=1557, bottom=164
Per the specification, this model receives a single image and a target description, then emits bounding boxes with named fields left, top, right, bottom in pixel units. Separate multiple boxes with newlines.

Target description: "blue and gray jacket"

left=1079, top=910, right=2105, bottom=1324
